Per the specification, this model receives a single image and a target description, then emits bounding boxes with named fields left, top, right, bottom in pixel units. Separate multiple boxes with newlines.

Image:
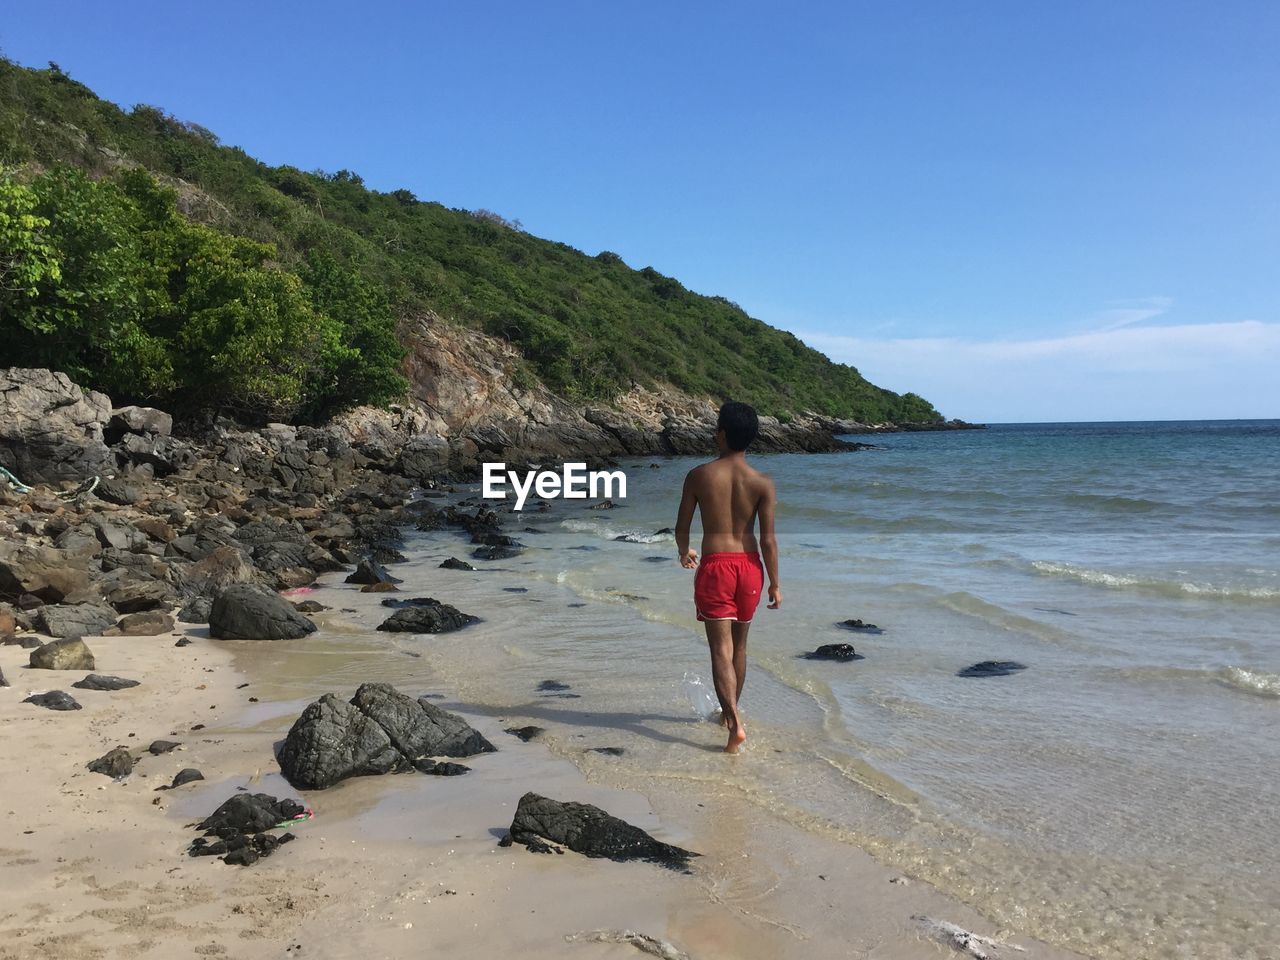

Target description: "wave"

left=934, top=590, right=1068, bottom=644
left=1061, top=494, right=1166, bottom=513
left=559, top=518, right=673, bottom=543
left=1218, top=667, right=1280, bottom=699
left=1030, top=561, right=1280, bottom=603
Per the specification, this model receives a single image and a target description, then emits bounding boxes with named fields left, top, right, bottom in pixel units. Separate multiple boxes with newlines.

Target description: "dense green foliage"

left=0, top=58, right=942, bottom=423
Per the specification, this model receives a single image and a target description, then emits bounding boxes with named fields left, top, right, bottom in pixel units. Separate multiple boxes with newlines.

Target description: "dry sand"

left=1, top=617, right=1091, bottom=960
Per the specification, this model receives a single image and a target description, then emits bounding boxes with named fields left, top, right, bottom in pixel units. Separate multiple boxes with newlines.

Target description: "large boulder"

left=0, top=544, right=92, bottom=603
left=108, top=405, right=173, bottom=438
left=277, top=682, right=494, bottom=790
left=36, top=603, right=118, bottom=640
left=29, top=637, right=95, bottom=670
left=503, top=792, right=698, bottom=868
left=0, top=368, right=114, bottom=483
left=209, top=584, right=316, bottom=641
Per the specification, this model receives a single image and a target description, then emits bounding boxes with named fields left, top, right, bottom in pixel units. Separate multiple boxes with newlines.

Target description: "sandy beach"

left=0, top=567, right=1090, bottom=960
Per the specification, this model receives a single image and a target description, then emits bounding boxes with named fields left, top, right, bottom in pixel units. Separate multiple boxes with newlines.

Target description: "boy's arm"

left=675, top=471, right=699, bottom=568
left=759, top=478, right=781, bottom=608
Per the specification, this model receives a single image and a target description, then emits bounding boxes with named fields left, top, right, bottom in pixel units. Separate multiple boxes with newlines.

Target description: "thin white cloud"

left=1086, top=295, right=1175, bottom=333
left=802, top=320, right=1280, bottom=422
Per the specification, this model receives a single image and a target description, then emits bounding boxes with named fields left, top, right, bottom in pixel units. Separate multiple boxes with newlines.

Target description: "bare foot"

left=725, top=722, right=747, bottom=754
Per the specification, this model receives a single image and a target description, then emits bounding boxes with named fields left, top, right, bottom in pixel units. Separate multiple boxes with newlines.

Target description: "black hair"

left=717, top=401, right=759, bottom=451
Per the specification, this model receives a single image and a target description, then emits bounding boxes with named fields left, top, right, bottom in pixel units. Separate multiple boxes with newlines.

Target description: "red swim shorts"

left=694, top=552, right=764, bottom=623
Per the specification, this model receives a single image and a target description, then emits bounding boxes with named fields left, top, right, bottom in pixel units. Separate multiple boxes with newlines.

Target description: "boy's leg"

left=730, top=620, right=750, bottom=704
left=704, top=620, right=747, bottom=753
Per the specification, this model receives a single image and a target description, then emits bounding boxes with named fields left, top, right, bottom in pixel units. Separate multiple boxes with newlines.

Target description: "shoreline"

left=2, top=541, right=1086, bottom=960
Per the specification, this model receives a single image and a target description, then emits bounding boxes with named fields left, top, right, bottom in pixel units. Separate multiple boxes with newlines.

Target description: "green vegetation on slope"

left=0, top=59, right=942, bottom=423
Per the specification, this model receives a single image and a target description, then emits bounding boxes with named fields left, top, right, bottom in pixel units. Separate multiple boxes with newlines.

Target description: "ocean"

left=264, top=420, right=1280, bottom=959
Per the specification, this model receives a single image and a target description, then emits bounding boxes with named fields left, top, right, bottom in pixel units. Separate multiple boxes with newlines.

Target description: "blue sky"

left=3, top=1, right=1278, bottom=421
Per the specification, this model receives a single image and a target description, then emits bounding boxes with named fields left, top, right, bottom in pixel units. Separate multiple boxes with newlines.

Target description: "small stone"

left=72, top=674, right=141, bottom=691
left=505, top=726, right=545, bottom=742
left=148, top=740, right=181, bottom=755
left=23, top=690, right=82, bottom=710
left=87, top=747, right=135, bottom=778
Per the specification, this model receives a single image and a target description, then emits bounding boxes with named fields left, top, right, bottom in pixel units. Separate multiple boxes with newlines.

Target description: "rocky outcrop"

left=0, top=544, right=92, bottom=604
left=0, top=368, right=114, bottom=483
left=501, top=792, right=698, bottom=868
left=36, top=602, right=117, bottom=640
left=277, top=683, right=494, bottom=790
left=208, top=585, right=316, bottom=641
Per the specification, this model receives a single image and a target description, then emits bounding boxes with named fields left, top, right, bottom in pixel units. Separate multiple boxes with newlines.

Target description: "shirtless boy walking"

left=675, top=401, right=781, bottom=753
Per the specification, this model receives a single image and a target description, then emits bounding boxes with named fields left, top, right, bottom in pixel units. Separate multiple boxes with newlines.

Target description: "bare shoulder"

left=683, top=462, right=710, bottom=490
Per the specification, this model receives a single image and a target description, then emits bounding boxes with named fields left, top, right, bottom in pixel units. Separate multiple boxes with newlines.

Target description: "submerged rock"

left=209, top=584, right=316, bottom=641
left=72, top=674, right=140, bottom=691
left=24, top=690, right=82, bottom=711
left=345, top=557, right=401, bottom=586
left=836, top=618, right=883, bottom=634
left=439, top=557, right=475, bottom=571
left=471, top=544, right=521, bottom=561
left=503, top=792, right=697, bottom=868
left=802, top=643, right=864, bottom=662
left=505, top=725, right=545, bottom=742
left=376, top=599, right=478, bottom=634
left=87, top=747, right=135, bottom=778
left=414, top=759, right=471, bottom=776
left=957, top=660, right=1027, bottom=678
left=29, top=638, right=95, bottom=670
left=537, top=680, right=571, bottom=692
left=277, top=682, right=494, bottom=790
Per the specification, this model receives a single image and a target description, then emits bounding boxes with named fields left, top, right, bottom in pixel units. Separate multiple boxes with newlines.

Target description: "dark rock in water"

left=414, top=759, right=471, bottom=776
left=521, top=527, right=546, bottom=535
left=188, top=793, right=303, bottom=866
left=277, top=682, right=495, bottom=790
left=957, top=660, right=1027, bottom=678
left=23, top=690, right=82, bottom=711
left=589, top=747, right=626, bottom=757
left=87, top=747, right=135, bottom=778
left=588, top=500, right=618, bottom=510
left=36, top=603, right=117, bottom=640
left=169, top=768, right=205, bottom=788
left=537, top=680, right=571, bottom=692
left=72, top=674, right=140, bottom=691
left=613, top=534, right=647, bottom=543
left=360, top=581, right=399, bottom=593
left=376, top=600, right=478, bottom=634
left=837, top=618, right=883, bottom=634
left=471, top=531, right=521, bottom=548
left=642, top=556, right=668, bottom=564
left=345, top=558, right=401, bottom=586
left=653, top=527, right=674, bottom=535
left=174, top=637, right=192, bottom=647
left=29, top=638, right=95, bottom=670
left=567, top=602, right=587, bottom=608
left=503, top=587, right=529, bottom=593
left=177, top=596, right=213, bottom=624
left=149, top=740, right=181, bottom=755
left=209, top=584, right=316, bottom=641
left=472, top=544, right=521, bottom=561
left=439, top=557, right=475, bottom=571
left=567, top=545, right=599, bottom=552
left=802, top=643, right=865, bottom=662
left=293, top=600, right=327, bottom=613
left=504, top=792, right=697, bottom=868
left=505, top=725, right=545, bottom=742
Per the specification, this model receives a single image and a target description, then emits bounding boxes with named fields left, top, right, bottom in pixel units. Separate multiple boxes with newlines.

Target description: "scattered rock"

left=439, top=557, right=474, bottom=571
left=802, top=643, right=864, bottom=662
left=0, top=544, right=92, bottom=603
left=537, top=680, right=571, bottom=692
left=503, top=792, right=697, bottom=868
left=188, top=793, right=303, bottom=866
left=588, top=500, right=618, bottom=510
left=505, top=725, right=545, bottom=742
left=72, top=674, right=140, bottom=691
left=169, top=768, right=205, bottom=788
left=471, top=544, right=521, bottom=561
left=376, top=599, right=478, bottom=634
left=177, top=597, right=213, bottom=624
left=293, top=600, right=327, bottom=613
left=503, top=587, right=529, bottom=593
left=87, top=747, right=135, bottom=778
left=104, top=579, right=171, bottom=613
left=276, top=683, right=494, bottom=790
left=174, top=637, right=193, bottom=647
left=360, top=581, right=398, bottom=593
left=957, top=661, right=1027, bottom=678
left=29, top=638, right=95, bottom=670
left=589, top=747, right=626, bottom=757
left=105, top=610, right=175, bottom=636
left=209, top=584, right=316, bottom=641
left=148, top=740, right=181, bottom=755
left=0, top=666, right=6, bottom=687
left=344, top=558, right=401, bottom=586
left=23, top=690, right=82, bottom=711
left=414, top=759, right=471, bottom=776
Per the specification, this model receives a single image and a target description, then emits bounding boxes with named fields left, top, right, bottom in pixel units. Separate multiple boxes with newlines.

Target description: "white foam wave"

left=1031, top=561, right=1280, bottom=602
left=1219, top=667, right=1280, bottom=699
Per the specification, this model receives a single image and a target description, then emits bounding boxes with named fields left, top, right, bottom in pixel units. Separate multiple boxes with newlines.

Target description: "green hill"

left=0, top=58, right=942, bottom=424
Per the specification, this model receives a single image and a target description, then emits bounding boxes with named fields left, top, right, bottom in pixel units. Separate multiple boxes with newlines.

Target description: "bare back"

left=682, top=457, right=772, bottom=554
